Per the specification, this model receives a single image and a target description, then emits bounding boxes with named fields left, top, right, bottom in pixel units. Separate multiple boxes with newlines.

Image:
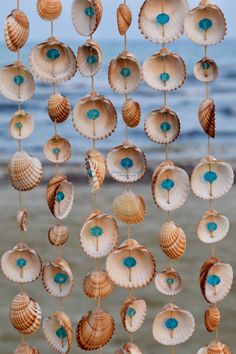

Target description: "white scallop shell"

left=44, top=135, right=72, bottom=164
left=5, top=9, right=29, bottom=52
left=77, top=39, right=102, bottom=77
left=85, top=149, right=106, bottom=193
left=14, top=343, right=40, bottom=354
left=115, top=342, right=142, bottom=354
left=17, top=208, right=28, bottom=232
left=120, top=296, right=147, bottom=333
left=197, top=209, right=229, bottom=244
left=194, top=57, right=218, bottom=82
left=9, top=110, right=35, bottom=140
left=197, top=340, right=232, bottom=354
left=53, top=180, right=74, bottom=220
left=155, top=267, right=183, bottom=296
left=48, top=224, right=69, bottom=246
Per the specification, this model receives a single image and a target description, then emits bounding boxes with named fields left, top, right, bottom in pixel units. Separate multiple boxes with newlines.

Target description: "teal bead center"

left=120, top=157, right=134, bottom=170
left=156, top=13, right=170, bottom=25
left=202, top=61, right=210, bottom=70
left=84, top=6, right=95, bottom=17
left=123, top=256, right=137, bottom=268
left=160, top=72, right=170, bottom=82
left=199, top=18, right=213, bottom=31
left=15, top=122, right=23, bottom=129
left=46, top=48, right=61, bottom=60
left=207, top=274, right=221, bottom=286
left=120, top=67, right=131, bottom=78
left=204, top=171, right=217, bottom=183
left=90, top=226, right=103, bottom=237
left=53, top=147, right=61, bottom=155
left=86, top=109, right=100, bottom=120
left=161, top=178, right=175, bottom=191
left=165, top=318, right=179, bottom=330
left=87, top=169, right=93, bottom=178
left=56, top=326, right=67, bottom=339
left=207, top=222, right=218, bottom=232
left=160, top=122, right=171, bottom=133
left=56, top=191, right=65, bottom=203
left=87, top=55, right=97, bottom=64
left=167, top=277, right=174, bottom=285
left=54, top=272, right=67, bottom=284
left=16, top=258, right=27, bottom=268
left=13, top=75, right=24, bottom=86
left=127, top=307, right=136, bottom=318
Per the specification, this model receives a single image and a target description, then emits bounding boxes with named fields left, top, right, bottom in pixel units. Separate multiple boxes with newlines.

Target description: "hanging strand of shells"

left=184, top=1, right=234, bottom=352
left=0, top=1, right=43, bottom=352
left=139, top=0, right=196, bottom=352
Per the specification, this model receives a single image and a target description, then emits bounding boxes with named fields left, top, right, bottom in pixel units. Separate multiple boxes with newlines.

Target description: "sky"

left=0, top=0, right=235, bottom=42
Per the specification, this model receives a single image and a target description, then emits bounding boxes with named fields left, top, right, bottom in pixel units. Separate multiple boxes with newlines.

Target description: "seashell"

left=106, top=142, right=147, bottom=183
left=197, top=340, right=232, bottom=354
left=139, top=0, right=189, bottom=44
left=143, top=48, right=186, bottom=91
left=120, top=296, right=147, bottom=333
left=44, top=135, right=72, bottom=164
left=17, top=208, right=28, bottom=232
left=14, top=343, right=40, bottom=354
left=1, top=243, right=42, bottom=283
left=43, top=311, right=73, bottom=354
left=152, top=303, right=195, bottom=345
left=9, top=110, right=35, bottom=140
left=0, top=62, right=34, bottom=102
left=5, top=9, right=29, bottom=52
left=37, top=0, right=62, bottom=21
left=152, top=161, right=190, bottom=211
left=155, top=267, right=183, bottom=296
left=117, top=3, right=132, bottom=36
left=9, top=151, right=43, bottom=191
left=48, top=93, right=71, bottom=124
left=80, top=210, right=119, bottom=258
left=85, top=149, right=106, bottom=193
left=76, top=308, right=115, bottom=351
left=116, top=342, right=142, bottom=354
left=108, top=52, right=142, bottom=94
left=42, top=258, right=74, bottom=297
left=199, top=98, right=215, bottom=138
left=106, top=238, right=156, bottom=288
left=10, top=292, right=42, bottom=335
left=83, top=270, right=113, bottom=299
left=204, top=305, right=221, bottom=332
left=184, top=1, right=227, bottom=46
left=73, top=93, right=117, bottom=140
left=29, top=37, right=76, bottom=84
left=48, top=225, right=69, bottom=246
left=194, top=57, right=218, bottom=82
left=159, top=221, right=186, bottom=260
left=197, top=209, right=229, bottom=244
left=71, top=0, right=103, bottom=36
left=112, top=190, right=146, bottom=224
left=77, top=39, right=102, bottom=77
left=122, top=99, right=141, bottom=128
left=191, top=155, right=234, bottom=200
left=144, top=107, right=180, bottom=144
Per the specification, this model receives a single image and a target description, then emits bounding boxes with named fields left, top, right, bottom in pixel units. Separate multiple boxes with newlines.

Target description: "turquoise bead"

left=204, top=171, right=217, bottom=183
left=15, top=122, right=23, bottom=129
left=86, top=109, right=100, bottom=120
left=54, top=272, right=67, bottom=284
left=16, top=258, right=27, bottom=268
left=120, top=157, right=134, bottom=170
left=120, top=67, right=131, bottom=78
left=46, top=48, right=60, bottom=60
left=207, top=222, right=218, bottom=232
left=90, top=226, right=103, bottom=237
left=56, top=191, right=65, bottom=203
left=160, top=72, right=170, bottom=82
left=199, top=18, right=213, bottom=31
left=127, top=307, right=136, bottom=318
left=84, top=6, right=95, bottom=17
left=87, top=169, right=93, bottom=178
left=161, top=179, right=175, bottom=191
left=202, top=61, right=210, bottom=70
left=160, top=122, right=171, bottom=133
left=207, top=274, right=221, bottom=286
left=13, top=75, right=24, bottom=86
left=56, top=326, right=67, bottom=339
left=87, top=55, right=97, bottom=64
left=123, top=256, right=137, bottom=268
left=156, top=13, right=170, bottom=25
left=167, top=277, right=174, bottom=285
left=165, top=318, right=179, bottom=330
left=53, top=147, right=61, bottom=155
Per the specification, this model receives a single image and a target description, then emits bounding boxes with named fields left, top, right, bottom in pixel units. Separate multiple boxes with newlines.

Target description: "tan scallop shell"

left=37, top=0, right=62, bottom=21
left=106, top=142, right=147, bottom=183
left=5, top=9, right=29, bottom=52
left=44, top=135, right=72, bottom=164
left=191, top=155, right=234, bottom=200
left=76, top=308, right=115, bottom=351
left=155, top=267, right=183, bottom=296
left=143, top=48, right=186, bottom=91
left=71, top=0, right=103, bottom=36
left=117, top=3, right=132, bottom=36
left=184, top=0, right=227, bottom=46
left=10, top=292, right=42, bottom=335
left=106, top=238, right=156, bottom=288
left=9, top=110, right=34, bottom=140
left=0, top=62, right=35, bottom=102
left=139, top=0, right=189, bottom=43
left=85, top=149, right=106, bottom=193
left=122, top=99, right=141, bottom=128
left=144, top=107, right=180, bottom=144
left=197, top=209, right=229, bottom=244
left=9, top=150, right=43, bottom=191
left=116, top=343, right=142, bottom=354
left=197, top=340, right=232, bottom=354
left=17, top=208, right=28, bottom=232
left=120, top=296, right=147, bottom=333
left=194, top=57, right=218, bottom=82
left=83, top=270, right=113, bottom=299
left=14, top=343, right=40, bottom=354
left=48, top=225, right=69, bottom=246
left=80, top=210, right=119, bottom=258
left=47, top=175, right=66, bottom=213
left=159, top=221, right=187, bottom=260
left=108, top=52, right=142, bottom=94
left=73, top=93, right=117, bottom=140
left=205, top=305, right=221, bottom=332
left=199, top=98, right=215, bottom=138
left=112, top=190, right=146, bottom=224
left=152, top=161, right=190, bottom=211
left=77, top=40, right=102, bottom=77
left=29, top=37, right=76, bottom=84
left=43, top=311, right=73, bottom=354
left=1, top=243, right=42, bottom=283
left=152, top=303, right=195, bottom=345
left=48, top=93, right=71, bottom=124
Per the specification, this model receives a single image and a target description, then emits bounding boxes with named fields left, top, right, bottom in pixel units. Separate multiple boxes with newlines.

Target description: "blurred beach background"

left=0, top=1, right=236, bottom=353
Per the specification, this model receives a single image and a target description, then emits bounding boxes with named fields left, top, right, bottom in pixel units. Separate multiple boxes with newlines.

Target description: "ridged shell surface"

left=159, top=221, right=186, bottom=260
left=5, top=9, right=29, bottom=52
left=115, top=342, right=142, bottom=354
left=17, top=208, right=28, bottom=232
left=117, top=3, right=132, bottom=36
left=37, top=0, right=62, bottom=21
left=197, top=209, right=229, bottom=244
left=197, top=340, right=232, bottom=354
left=77, top=40, right=102, bottom=77
left=48, top=225, right=69, bottom=246
left=71, top=0, right=103, bottom=36
left=122, top=99, right=141, bottom=128
left=44, top=135, right=72, bottom=163
left=14, top=343, right=40, bottom=354
left=9, top=110, right=34, bottom=140
left=120, top=296, right=147, bottom=333
left=85, top=149, right=106, bottom=193
left=155, top=267, right=183, bottom=296
left=194, top=57, right=218, bottom=82
left=83, top=270, right=113, bottom=299
left=48, top=93, right=71, bottom=123
left=199, top=98, right=215, bottom=138
left=204, top=305, right=221, bottom=332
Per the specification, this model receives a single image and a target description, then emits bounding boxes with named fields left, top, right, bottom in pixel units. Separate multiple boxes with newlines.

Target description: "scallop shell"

left=48, top=225, right=69, bottom=246
left=106, top=142, right=147, bottom=183
left=152, top=161, right=190, bottom=211
left=116, top=343, right=142, bottom=354
left=44, top=135, right=72, bottom=164
left=112, top=190, right=146, bottom=224
left=85, top=149, right=106, bottom=193
left=29, top=37, right=76, bottom=84
left=122, top=99, right=141, bottom=128
left=1, top=243, right=42, bottom=283
left=152, top=303, right=195, bottom=345
left=5, top=9, right=29, bottom=52
left=108, top=52, right=142, bottom=94
left=42, top=258, right=74, bottom=298
left=9, top=110, right=35, bottom=140
left=194, top=57, right=218, bottom=82
left=120, top=296, right=147, bottom=333
left=144, top=107, right=180, bottom=144
left=37, top=0, right=62, bottom=21
left=159, top=221, right=186, bottom=260
left=14, top=343, right=40, bottom=354
left=117, top=3, right=132, bottom=36
left=73, top=93, right=117, bottom=140
left=197, top=209, right=229, bottom=244
left=191, top=155, right=234, bottom=200
left=77, top=40, right=102, bottom=77
left=80, top=210, right=119, bottom=258
left=139, top=0, right=189, bottom=43
left=204, top=305, right=221, bottom=332
left=9, top=150, right=43, bottom=191
left=197, top=340, right=232, bottom=354
left=184, top=1, right=227, bottom=46
left=0, top=62, right=34, bottom=102
left=48, top=93, right=71, bottom=124
left=83, top=270, right=113, bottom=299
left=155, top=267, right=183, bottom=296
left=106, top=238, right=156, bottom=288
left=10, top=292, right=42, bottom=335
left=43, top=311, right=73, bottom=354
left=76, top=308, right=115, bottom=351
left=199, top=98, right=215, bottom=138
left=71, top=0, right=103, bottom=36
left=17, top=208, right=28, bottom=232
